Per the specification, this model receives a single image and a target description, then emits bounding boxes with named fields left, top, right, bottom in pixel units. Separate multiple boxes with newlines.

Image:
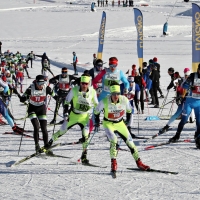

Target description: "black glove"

left=176, top=97, right=183, bottom=105
left=94, top=114, right=100, bottom=132
left=12, top=125, right=24, bottom=134
left=126, top=112, right=131, bottom=125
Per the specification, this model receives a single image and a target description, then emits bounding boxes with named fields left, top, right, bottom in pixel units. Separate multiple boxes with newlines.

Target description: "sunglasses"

left=128, top=81, right=134, bottom=83
left=97, top=64, right=103, bottom=67
left=111, top=92, right=120, bottom=95
left=81, top=82, right=89, bottom=85
left=37, top=81, right=45, bottom=86
left=109, top=64, right=117, bottom=68
left=62, top=71, right=67, bottom=74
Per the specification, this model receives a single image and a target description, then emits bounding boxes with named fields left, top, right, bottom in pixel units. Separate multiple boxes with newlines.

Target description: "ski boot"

left=136, top=158, right=150, bottom=171
left=159, top=125, right=170, bottom=134
left=159, top=94, right=164, bottom=98
left=195, top=135, right=200, bottom=149
left=111, top=158, right=117, bottom=172
left=169, top=132, right=180, bottom=143
left=35, top=144, right=42, bottom=155
left=81, top=151, right=89, bottom=164
left=154, top=104, right=159, bottom=108
left=45, top=149, right=54, bottom=156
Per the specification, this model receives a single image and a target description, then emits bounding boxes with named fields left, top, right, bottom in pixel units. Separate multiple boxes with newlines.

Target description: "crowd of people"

left=0, top=44, right=199, bottom=175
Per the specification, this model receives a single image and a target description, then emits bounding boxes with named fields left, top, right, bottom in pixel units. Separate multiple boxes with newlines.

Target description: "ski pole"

left=157, top=90, right=169, bottom=117
left=52, top=98, right=62, bottom=135
left=18, top=103, right=29, bottom=155
left=166, top=0, right=178, bottom=23
left=46, top=95, right=52, bottom=111
left=77, top=130, right=98, bottom=162
left=137, top=103, right=140, bottom=135
left=159, top=98, right=175, bottom=108
left=144, top=90, right=149, bottom=115
left=47, top=107, right=63, bottom=118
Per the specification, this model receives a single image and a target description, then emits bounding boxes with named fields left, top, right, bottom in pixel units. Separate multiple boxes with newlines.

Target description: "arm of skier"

left=92, top=69, right=106, bottom=89
left=120, top=70, right=129, bottom=90
left=49, top=75, right=59, bottom=84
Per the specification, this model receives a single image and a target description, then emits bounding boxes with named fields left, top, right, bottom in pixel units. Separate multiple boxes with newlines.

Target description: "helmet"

left=109, top=57, right=118, bottom=65
left=95, top=59, right=103, bottom=66
left=72, top=52, right=76, bottom=55
left=132, top=64, right=136, bottom=69
left=93, top=53, right=96, bottom=57
left=168, top=67, right=174, bottom=73
left=153, top=57, right=158, bottom=62
left=43, top=52, right=46, bottom=55
left=36, top=75, right=45, bottom=82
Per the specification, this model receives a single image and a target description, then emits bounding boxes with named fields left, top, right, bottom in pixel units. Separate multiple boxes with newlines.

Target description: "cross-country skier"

left=48, top=67, right=77, bottom=124
left=13, top=75, right=56, bottom=155
left=94, top=82, right=150, bottom=175
left=159, top=70, right=185, bottom=134
left=46, top=73, right=98, bottom=163
left=35, top=52, right=51, bottom=74
left=92, top=57, right=129, bottom=101
left=89, top=58, right=104, bottom=97
left=168, top=65, right=200, bottom=147
left=0, top=78, right=23, bottom=133
left=26, top=51, right=35, bottom=68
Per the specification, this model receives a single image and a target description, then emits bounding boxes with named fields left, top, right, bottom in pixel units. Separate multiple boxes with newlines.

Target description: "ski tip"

left=145, top=146, right=154, bottom=150
left=6, top=161, right=16, bottom=167
left=77, top=159, right=81, bottom=163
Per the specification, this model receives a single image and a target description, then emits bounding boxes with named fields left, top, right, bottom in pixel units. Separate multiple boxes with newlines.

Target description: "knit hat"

left=183, top=68, right=190, bottom=75
left=153, top=57, right=157, bottom=62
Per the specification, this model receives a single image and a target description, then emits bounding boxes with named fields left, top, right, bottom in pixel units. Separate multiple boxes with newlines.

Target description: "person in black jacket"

left=153, top=57, right=164, bottom=98
left=149, top=65, right=160, bottom=108
left=13, top=75, right=56, bottom=155
left=48, top=67, right=77, bottom=124
left=167, top=67, right=175, bottom=91
left=35, top=52, right=50, bottom=73
left=26, top=51, right=35, bottom=68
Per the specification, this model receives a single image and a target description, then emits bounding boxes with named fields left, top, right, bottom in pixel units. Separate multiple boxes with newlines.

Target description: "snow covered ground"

left=1, top=0, right=200, bottom=199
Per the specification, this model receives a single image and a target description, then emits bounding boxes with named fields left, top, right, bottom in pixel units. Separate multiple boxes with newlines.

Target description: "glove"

left=94, top=114, right=100, bottom=132
left=176, top=97, right=183, bottom=105
left=12, top=125, right=24, bottom=134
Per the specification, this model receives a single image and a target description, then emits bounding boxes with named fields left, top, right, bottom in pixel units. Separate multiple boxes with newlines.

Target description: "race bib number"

left=108, top=110, right=125, bottom=120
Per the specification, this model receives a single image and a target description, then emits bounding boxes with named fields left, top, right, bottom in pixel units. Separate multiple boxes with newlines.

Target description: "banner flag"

left=133, top=8, right=143, bottom=69
left=192, top=3, right=200, bottom=72
left=97, top=11, right=106, bottom=60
